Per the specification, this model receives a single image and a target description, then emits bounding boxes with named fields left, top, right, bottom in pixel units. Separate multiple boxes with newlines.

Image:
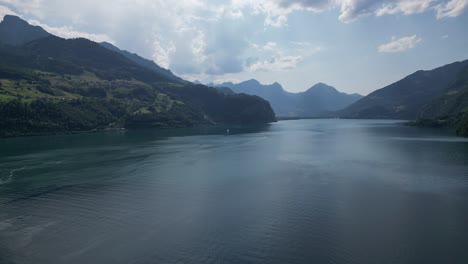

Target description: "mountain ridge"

left=208, top=79, right=363, bottom=117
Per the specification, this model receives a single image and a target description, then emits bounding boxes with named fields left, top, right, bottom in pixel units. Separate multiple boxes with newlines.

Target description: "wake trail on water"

left=0, top=167, right=25, bottom=185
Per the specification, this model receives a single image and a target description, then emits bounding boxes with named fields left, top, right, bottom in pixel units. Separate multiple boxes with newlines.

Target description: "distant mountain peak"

left=100, top=41, right=119, bottom=51
left=312, top=82, right=334, bottom=89
left=238, top=79, right=284, bottom=91
left=271, top=82, right=282, bottom=88
left=0, top=14, right=50, bottom=46
left=243, top=79, right=261, bottom=85
left=306, top=82, right=338, bottom=93
left=2, top=15, right=27, bottom=24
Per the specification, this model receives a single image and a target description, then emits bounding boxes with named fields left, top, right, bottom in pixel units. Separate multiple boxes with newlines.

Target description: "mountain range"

left=207, top=80, right=363, bottom=117
left=0, top=14, right=466, bottom=137
left=0, top=15, right=276, bottom=137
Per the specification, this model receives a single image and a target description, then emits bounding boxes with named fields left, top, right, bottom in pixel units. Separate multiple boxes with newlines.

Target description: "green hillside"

left=340, top=60, right=468, bottom=120
left=340, top=60, right=468, bottom=137
left=0, top=17, right=276, bottom=137
left=415, top=65, right=468, bottom=136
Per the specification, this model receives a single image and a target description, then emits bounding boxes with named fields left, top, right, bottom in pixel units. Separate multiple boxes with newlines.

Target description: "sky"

left=0, top=0, right=467, bottom=95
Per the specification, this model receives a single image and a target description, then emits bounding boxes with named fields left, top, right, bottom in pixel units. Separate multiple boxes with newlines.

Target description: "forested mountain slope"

left=0, top=16, right=276, bottom=137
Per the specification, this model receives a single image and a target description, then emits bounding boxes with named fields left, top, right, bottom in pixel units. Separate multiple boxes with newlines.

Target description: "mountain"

left=215, top=79, right=295, bottom=116
left=0, top=15, right=50, bottom=45
left=297, top=83, right=364, bottom=116
left=211, top=80, right=363, bottom=117
left=99, top=41, right=183, bottom=82
left=419, top=64, right=468, bottom=119
left=341, top=60, right=468, bottom=119
left=0, top=16, right=275, bottom=137
left=417, top=64, right=468, bottom=136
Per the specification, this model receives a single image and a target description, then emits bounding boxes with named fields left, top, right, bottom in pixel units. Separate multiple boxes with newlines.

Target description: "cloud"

left=1, top=0, right=256, bottom=76
left=341, top=0, right=467, bottom=22
left=231, top=0, right=333, bottom=27
left=0, top=0, right=40, bottom=16
left=27, top=19, right=114, bottom=43
left=259, top=0, right=468, bottom=23
left=0, top=5, right=17, bottom=18
left=290, top=41, right=312, bottom=46
left=247, top=55, right=303, bottom=71
left=376, top=0, right=434, bottom=16
left=252, top=42, right=278, bottom=51
left=275, top=0, right=334, bottom=12
left=435, top=0, right=468, bottom=19
left=0, top=5, right=113, bottom=44
left=0, top=0, right=465, bottom=83
left=152, top=38, right=176, bottom=69
left=378, top=35, right=422, bottom=53
left=339, top=0, right=382, bottom=23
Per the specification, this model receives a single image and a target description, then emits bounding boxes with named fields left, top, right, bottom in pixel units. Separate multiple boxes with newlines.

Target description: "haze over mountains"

left=207, top=80, right=363, bottom=117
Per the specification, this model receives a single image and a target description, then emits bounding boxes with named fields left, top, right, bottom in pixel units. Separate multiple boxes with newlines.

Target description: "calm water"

left=1, top=120, right=468, bottom=264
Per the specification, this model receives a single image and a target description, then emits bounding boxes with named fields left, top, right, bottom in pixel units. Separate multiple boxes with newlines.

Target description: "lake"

left=1, top=119, right=468, bottom=264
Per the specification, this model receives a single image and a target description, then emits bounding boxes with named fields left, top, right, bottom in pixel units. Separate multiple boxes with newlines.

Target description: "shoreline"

left=0, top=121, right=276, bottom=139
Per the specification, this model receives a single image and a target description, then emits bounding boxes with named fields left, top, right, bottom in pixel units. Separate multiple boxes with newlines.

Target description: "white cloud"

left=341, top=0, right=468, bottom=21
left=0, top=5, right=17, bottom=18
left=27, top=19, right=114, bottom=43
left=335, top=0, right=467, bottom=22
left=0, top=0, right=40, bottom=16
left=152, top=38, right=176, bottom=69
left=435, top=0, right=468, bottom=18
left=247, top=55, right=303, bottom=71
left=339, top=0, right=381, bottom=23
left=252, top=41, right=278, bottom=51
left=231, top=0, right=333, bottom=27
left=191, top=30, right=207, bottom=65
left=378, top=35, right=422, bottom=53
left=290, top=41, right=311, bottom=46
left=376, top=0, right=434, bottom=16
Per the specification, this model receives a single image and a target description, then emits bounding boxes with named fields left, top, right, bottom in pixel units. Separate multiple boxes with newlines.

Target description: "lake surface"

left=1, top=119, right=468, bottom=264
